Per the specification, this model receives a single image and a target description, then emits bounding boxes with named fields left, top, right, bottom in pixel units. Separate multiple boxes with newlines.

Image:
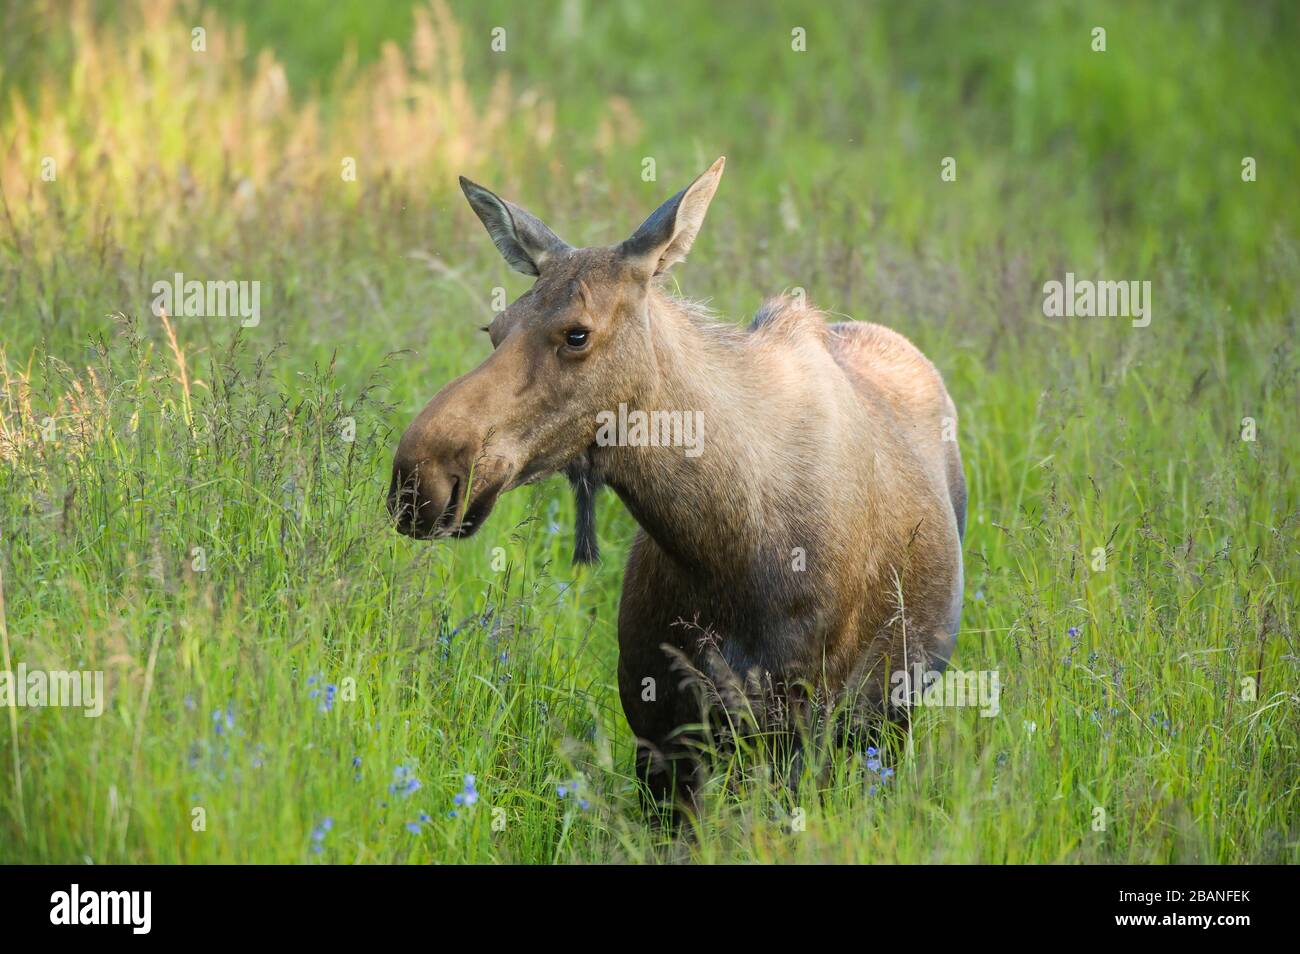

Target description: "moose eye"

left=564, top=328, right=590, bottom=349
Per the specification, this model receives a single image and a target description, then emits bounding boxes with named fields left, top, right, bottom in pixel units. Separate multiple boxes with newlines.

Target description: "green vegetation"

left=0, top=0, right=1296, bottom=862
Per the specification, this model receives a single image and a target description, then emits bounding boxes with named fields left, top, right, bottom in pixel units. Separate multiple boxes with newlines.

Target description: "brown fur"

left=390, top=159, right=965, bottom=807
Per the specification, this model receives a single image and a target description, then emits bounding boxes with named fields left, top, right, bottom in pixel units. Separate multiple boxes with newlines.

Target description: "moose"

left=389, top=158, right=966, bottom=807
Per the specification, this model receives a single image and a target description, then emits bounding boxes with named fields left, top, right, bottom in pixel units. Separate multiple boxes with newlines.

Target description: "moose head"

left=388, top=158, right=725, bottom=542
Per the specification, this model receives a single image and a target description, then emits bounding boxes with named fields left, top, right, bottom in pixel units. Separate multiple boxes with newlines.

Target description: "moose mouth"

left=390, top=474, right=505, bottom=540
left=446, top=477, right=504, bottom=538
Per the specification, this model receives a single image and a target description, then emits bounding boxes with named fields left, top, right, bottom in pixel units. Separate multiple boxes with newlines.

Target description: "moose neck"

left=595, top=290, right=843, bottom=585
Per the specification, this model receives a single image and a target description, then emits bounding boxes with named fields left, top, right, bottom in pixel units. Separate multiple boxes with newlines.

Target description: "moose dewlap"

left=389, top=158, right=965, bottom=807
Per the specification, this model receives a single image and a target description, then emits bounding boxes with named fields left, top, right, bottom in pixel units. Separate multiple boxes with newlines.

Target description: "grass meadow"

left=0, top=0, right=1296, bottom=863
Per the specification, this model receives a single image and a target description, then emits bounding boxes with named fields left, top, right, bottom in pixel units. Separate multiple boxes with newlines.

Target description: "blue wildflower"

left=389, top=765, right=422, bottom=797
left=310, top=817, right=333, bottom=854
left=405, top=810, right=434, bottom=835
left=556, top=777, right=590, bottom=811
left=452, top=774, right=478, bottom=807
left=1148, top=714, right=1175, bottom=735
left=212, top=704, right=234, bottom=735
left=307, top=675, right=337, bottom=713
left=864, top=748, right=894, bottom=792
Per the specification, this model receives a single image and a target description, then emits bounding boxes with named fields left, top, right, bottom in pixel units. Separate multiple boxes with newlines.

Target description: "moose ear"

left=459, top=177, right=572, bottom=276
left=620, top=157, right=725, bottom=276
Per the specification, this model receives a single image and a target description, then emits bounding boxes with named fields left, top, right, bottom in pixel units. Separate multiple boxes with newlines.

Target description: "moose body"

left=390, top=158, right=964, bottom=806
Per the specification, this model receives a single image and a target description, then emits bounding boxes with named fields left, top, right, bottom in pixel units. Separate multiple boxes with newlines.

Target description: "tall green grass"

left=0, top=0, right=1296, bottom=862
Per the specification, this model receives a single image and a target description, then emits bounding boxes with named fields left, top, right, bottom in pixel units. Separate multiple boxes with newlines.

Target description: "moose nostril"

left=388, top=468, right=422, bottom=530
left=388, top=459, right=469, bottom=537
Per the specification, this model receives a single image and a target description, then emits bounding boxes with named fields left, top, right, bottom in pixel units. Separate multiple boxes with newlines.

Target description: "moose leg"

left=635, top=739, right=705, bottom=820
